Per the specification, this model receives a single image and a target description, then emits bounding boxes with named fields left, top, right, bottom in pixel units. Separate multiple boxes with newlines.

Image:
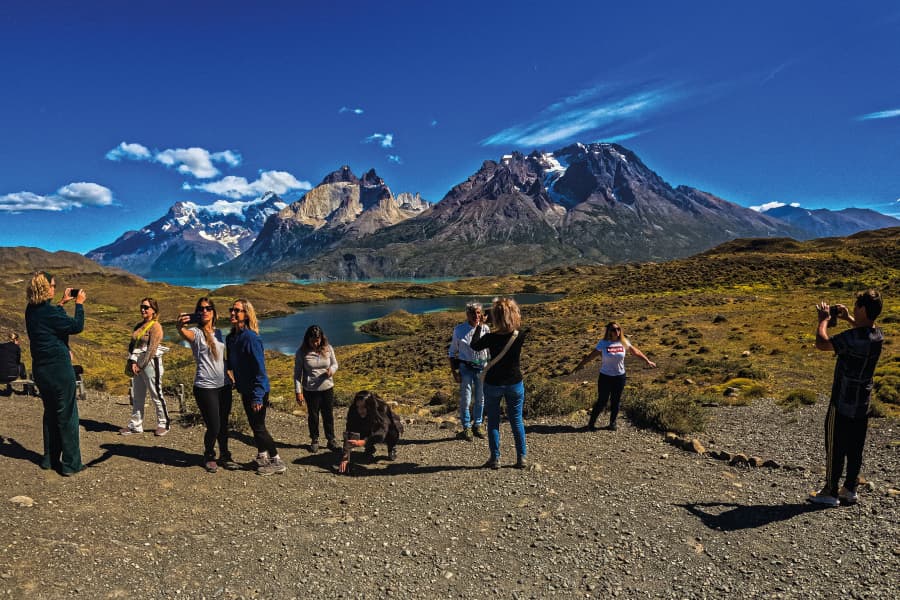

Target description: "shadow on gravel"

left=80, top=418, right=120, bottom=433
left=0, top=436, right=42, bottom=465
left=398, top=435, right=458, bottom=446
left=293, top=452, right=481, bottom=477
left=678, top=502, right=828, bottom=531
left=526, top=424, right=582, bottom=435
left=86, top=443, right=200, bottom=468
left=229, top=429, right=304, bottom=450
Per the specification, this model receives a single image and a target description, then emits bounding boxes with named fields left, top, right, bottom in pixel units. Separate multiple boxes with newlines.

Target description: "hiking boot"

left=607, top=422, right=618, bottom=431
left=583, top=423, right=599, bottom=432
left=808, top=488, right=839, bottom=507
left=483, top=457, right=501, bottom=470
left=254, top=454, right=270, bottom=470
left=514, top=455, right=528, bottom=469
left=154, top=426, right=169, bottom=437
left=203, top=460, right=218, bottom=473
left=472, top=425, right=486, bottom=439
left=258, top=456, right=287, bottom=476
left=364, top=445, right=376, bottom=458
left=387, top=447, right=397, bottom=461
left=309, top=440, right=319, bottom=453
left=119, top=426, right=142, bottom=435
left=219, top=457, right=240, bottom=471
left=457, top=428, right=474, bottom=441
left=838, top=486, right=859, bottom=505
left=326, top=439, right=341, bottom=452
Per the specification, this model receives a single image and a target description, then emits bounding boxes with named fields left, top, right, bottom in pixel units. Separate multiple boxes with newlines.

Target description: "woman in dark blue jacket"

left=24, top=271, right=85, bottom=476
left=225, top=298, right=286, bottom=476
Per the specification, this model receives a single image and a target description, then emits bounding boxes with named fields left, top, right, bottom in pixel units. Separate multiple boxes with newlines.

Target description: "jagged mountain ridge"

left=761, top=205, right=900, bottom=239
left=220, top=167, right=429, bottom=274
left=86, top=193, right=287, bottom=276
left=287, top=143, right=807, bottom=279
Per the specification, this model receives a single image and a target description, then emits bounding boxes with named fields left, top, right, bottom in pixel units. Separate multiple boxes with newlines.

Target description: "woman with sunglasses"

left=121, top=298, right=170, bottom=436
left=574, top=322, right=656, bottom=431
left=294, top=325, right=339, bottom=453
left=177, top=298, right=235, bottom=472
left=225, top=299, right=286, bottom=476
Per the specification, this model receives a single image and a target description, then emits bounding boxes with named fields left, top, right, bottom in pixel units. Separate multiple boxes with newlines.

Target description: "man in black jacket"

left=0, top=333, right=27, bottom=394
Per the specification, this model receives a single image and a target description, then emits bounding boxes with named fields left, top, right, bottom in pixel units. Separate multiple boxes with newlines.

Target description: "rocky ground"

left=0, top=390, right=898, bottom=600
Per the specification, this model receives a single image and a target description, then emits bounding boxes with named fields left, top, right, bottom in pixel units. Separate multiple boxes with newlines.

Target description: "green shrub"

left=776, top=388, right=818, bottom=410
left=524, top=379, right=590, bottom=417
left=622, top=386, right=706, bottom=434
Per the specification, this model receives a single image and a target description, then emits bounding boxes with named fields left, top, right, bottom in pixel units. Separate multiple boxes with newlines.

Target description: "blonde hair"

left=490, top=297, right=521, bottom=334
left=603, top=322, right=630, bottom=346
left=232, top=298, right=259, bottom=334
left=26, top=271, right=54, bottom=305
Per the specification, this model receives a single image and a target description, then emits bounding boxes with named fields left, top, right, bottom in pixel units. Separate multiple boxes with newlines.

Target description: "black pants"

left=305, top=388, right=335, bottom=442
left=589, top=373, right=626, bottom=427
left=240, top=392, right=278, bottom=457
left=194, top=385, right=233, bottom=461
left=824, top=402, right=869, bottom=494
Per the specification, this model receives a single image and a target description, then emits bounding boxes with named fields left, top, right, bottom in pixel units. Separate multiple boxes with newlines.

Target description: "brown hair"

left=26, top=271, right=54, bottom=305
left=489, top=297, right=521, bottom=334
left=195, top=297, right=219, bottom=360
left=855, top=289, right=883, bottom=321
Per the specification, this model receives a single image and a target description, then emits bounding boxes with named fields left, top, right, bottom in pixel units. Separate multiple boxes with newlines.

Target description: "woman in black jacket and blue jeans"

left=471, top=297, right=528, bottom=470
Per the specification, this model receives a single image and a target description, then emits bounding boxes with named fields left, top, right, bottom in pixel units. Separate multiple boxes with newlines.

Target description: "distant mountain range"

left=85, top=143, right=900, bottom=279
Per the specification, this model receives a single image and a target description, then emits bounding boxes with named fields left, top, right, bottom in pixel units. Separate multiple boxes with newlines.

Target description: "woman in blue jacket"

left=24, top=271, right=85, bottom=476
left=225, top=298, right=286, bottom=476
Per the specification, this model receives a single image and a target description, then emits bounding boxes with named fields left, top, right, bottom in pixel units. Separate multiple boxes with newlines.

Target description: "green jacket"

left=25, top=301, right=84, bottom=368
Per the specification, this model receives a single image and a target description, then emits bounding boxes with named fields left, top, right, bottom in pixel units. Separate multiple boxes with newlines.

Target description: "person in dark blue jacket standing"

left=225, top=298, right=286, bottom=476
left=24, top=271, right=85, bottom=476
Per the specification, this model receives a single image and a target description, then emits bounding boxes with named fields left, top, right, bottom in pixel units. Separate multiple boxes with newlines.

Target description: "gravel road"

left=1, top=391, right=897, bottom=599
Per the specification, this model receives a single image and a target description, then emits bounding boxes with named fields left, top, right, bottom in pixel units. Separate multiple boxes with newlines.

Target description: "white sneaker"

left=838, top=486, right=859, bottom=505
left=808, top=488, right=839, bottom=507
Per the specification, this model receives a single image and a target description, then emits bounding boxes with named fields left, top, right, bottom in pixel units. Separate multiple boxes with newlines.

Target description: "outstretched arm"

left=629, top=345, right=656, bottom=368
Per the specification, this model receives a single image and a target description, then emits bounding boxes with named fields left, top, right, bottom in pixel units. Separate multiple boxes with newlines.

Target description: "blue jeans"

left=458, top=363, right=485, bottom=429
left=484, top=380, right=527, bottom=460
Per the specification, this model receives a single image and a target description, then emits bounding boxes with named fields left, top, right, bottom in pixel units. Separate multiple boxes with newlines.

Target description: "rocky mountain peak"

left=360, top=168, right=385, bottom=188
left=321, top=165, right=359, bottom=185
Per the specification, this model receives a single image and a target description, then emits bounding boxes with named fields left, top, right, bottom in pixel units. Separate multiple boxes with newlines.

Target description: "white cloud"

left=339, top=106, right=365, bottom=115
left=363, top=133, right=394, bottom=148
left=105, top=142, right=242, bottom=178
left=184, top=170, right=312, bottom=199
left=857, top=108, right=900, bottom=121
left=105, top=141, right=152, bottom=161
left=482, top=82, right=686, bottom=147
left=430, top=119, right=438, bottom=127
left=387, top=155, right=403, bottom=164
left=0, top=182, right=113, bottom=212
left=750, top=201, right=801, bottom=212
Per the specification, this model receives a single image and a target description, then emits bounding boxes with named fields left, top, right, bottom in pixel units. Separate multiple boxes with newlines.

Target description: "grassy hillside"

left=1, top=229, right=897, bottom=426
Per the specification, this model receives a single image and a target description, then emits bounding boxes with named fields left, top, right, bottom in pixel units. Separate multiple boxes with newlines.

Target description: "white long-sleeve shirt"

left=448, top=322, right=490, bottom=366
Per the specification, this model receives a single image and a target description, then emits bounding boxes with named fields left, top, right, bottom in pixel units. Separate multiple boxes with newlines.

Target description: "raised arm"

left=628, top=344, right=657, bottom=368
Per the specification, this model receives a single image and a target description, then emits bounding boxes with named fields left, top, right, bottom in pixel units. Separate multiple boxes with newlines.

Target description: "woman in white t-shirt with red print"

left=574, top=321, right=656, bottom=431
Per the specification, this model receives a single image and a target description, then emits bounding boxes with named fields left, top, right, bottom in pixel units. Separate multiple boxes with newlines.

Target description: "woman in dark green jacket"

left=25, top=271, right=85, bottom=476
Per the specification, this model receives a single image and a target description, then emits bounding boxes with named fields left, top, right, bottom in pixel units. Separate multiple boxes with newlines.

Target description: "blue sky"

left=2, top=1, right=899, bottom=253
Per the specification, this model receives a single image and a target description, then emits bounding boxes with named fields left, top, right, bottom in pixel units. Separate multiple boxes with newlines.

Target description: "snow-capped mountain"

left=86, top=192, right=286, bottom=276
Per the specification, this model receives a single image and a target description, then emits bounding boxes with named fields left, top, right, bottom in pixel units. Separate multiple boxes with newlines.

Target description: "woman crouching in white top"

left=573, top=321, right=656, bottom=431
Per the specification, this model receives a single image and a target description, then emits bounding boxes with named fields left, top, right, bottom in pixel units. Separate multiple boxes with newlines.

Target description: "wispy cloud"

left=184, top=170, right=312, bottom=199
left=430, top=119, right=438, bottom=127
left=595, top=130, right=650, bottom=144
left=105, top=142, right=242, bottom=178
left=339, top=106, right=365, bottom=115
left=482, top=81, right=686, bottom=147
left=363, top=133, right=394, bottom=148
left=387, top=155, right=403, bottom=164
left=750, top=201, right=801, bottom=212
left=857, top=108, right=900, bottom=121
left=0, top=182, right=113, bottom=212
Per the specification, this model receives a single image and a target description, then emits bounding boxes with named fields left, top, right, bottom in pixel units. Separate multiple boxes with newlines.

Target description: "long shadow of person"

left=0, top=436, right=42, bottom=465
left=79, top=418, right=120, bottom=433
left=525, top=424, right=581, bottom=435
left=86, top=442, right=199, bottom=468
left=229, top=429, right=304, bottom=451
left=678, top=501, right=828, bottom=532
left=397, top=435, right=458, bottom=446
left=292, top=451, right=480, bottom=477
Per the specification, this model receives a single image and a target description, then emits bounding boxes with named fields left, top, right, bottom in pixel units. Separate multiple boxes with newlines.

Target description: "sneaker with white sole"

left=808, top=488, right=839, bottom=507
left=119, top=427, right=142, bottom=436
left=257, top=456, right=287, bottom=476
left=838, top=486, right=859, bottom=505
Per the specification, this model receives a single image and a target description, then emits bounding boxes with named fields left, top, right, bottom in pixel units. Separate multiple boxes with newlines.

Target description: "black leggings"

left=825, top=402, right=869, bottom=493
left=194, top=385, right=233, bottom=461
left=305, top=388, right=335, bottom=442
left=589, top=373, right=626, bottom=427
left=241, top=393, right=278, bottom=457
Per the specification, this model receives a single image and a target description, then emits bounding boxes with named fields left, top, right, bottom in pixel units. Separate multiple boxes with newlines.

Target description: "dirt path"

left=1, top=391, right=897, bottom=599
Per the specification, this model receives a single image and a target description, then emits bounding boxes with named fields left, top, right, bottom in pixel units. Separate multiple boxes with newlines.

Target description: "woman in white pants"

left=120, top=297, right=170, bottom=436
